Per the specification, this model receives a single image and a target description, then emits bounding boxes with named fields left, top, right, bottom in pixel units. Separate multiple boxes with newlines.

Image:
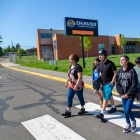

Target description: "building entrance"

left=42, top=46, right=53, bottom=60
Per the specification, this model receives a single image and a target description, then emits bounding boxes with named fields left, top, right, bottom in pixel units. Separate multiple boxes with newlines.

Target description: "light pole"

left=50, top=28, right=54, bottom=60
left=81, top=35, right=85, bottom=68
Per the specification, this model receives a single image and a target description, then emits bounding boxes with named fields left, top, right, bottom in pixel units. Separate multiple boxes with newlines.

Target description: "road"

left=0, top=58, right=140, bottom=140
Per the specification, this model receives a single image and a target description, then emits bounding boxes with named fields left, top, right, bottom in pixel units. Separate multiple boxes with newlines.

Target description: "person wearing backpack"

left=61, top=54, right=85, bottom=117
left=134, top=57, right=140, bottom=101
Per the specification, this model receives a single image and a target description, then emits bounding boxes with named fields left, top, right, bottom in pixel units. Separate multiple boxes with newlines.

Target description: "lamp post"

left=50, top=28, right=54, bottom=60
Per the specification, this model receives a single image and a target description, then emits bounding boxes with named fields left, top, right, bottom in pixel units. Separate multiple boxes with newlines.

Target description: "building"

left=26, top=48, right=37, bottom=54
left=36, top=29, right=64, bottom=60
left=36, top=29, right=140, bottom=60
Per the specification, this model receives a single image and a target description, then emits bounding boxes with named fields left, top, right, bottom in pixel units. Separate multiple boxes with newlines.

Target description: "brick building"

left=36, top=29, right=140, bottom=60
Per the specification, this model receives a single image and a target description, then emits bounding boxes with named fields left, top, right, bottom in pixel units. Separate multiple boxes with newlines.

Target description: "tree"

left=0, top=35, right=2, bottom=44
left=0, top=47, right=3, bottom=56
left=11, top=46, right=16, bottom=52
left=17, top=48, right=26, bottom=57
left=15, top=43, right=21, bottom=51
left=33, top=51, right=37, bottom=55
left=120, top=34, right=127, bottom=54
left=80, top=36, right=92, bottom=58
left=6, top=45, right=11, bottom=52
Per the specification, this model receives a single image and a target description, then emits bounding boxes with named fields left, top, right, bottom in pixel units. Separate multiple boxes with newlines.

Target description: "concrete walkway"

left=1, top=58, right=118, bottom=95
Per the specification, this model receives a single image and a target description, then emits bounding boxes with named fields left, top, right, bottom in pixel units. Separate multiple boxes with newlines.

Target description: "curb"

left=0, top=62, right=119, bottom=96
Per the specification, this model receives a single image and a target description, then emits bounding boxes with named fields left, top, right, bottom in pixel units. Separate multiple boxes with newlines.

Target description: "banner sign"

left=64, top=17, right=98, bottom=36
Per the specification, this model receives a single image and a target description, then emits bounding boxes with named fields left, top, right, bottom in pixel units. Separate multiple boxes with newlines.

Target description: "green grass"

left=16, top=53, right=140, bottom=76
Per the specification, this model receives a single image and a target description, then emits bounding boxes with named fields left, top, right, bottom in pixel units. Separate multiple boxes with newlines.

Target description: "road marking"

left=75, top=102, right=140, bottom=135
left=22, top=114, right=86, bottom=140
left=2, top=61, right=140, bottom=104
left=113, top=96, right=140, bottom=107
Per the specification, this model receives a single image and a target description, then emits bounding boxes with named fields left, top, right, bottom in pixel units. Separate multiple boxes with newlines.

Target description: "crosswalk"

left=21, top=97, right=140, bottom=140
left=113, top=96, right=140, bottom=107
left=22, top=115, right=86, bottom=140
left=76, top=102, right=140, bottom=136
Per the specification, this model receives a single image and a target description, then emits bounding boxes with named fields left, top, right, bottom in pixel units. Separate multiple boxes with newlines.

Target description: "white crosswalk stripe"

left=113, top=96, right=140, bottom=107
left=22, top=114, right=86, bottom=140
left=75, top=102, right=140, bottom=135
left=21, top=96, right=140, bottom=139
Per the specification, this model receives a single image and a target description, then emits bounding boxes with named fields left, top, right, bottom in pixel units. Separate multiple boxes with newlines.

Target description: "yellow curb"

left=0, top=62, right=119, bottom=95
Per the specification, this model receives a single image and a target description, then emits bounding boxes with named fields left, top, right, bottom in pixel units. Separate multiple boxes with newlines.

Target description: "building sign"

left=64, top=17, right=98, bottom=36
left=72, top=30, right=94, bottom=35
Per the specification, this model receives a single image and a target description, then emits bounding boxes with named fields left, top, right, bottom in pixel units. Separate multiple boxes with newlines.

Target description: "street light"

left=50, top=28, right=54, bottom=60
left=50, top=28, right=52, bottom=38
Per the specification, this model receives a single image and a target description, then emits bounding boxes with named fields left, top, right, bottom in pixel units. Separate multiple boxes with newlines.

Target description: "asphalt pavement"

left=1, top=58, right=118, bottom=95
left=0, top=58, right=140, bottom=140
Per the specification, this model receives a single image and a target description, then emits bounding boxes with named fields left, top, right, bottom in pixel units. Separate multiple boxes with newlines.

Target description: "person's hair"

left=135, top=57, right=140, bottom=64
left=120, top=55, right=134, bottom=67
left=92, top=57, right=100, bottom=71
left=69, top=54, right=79, bottom=62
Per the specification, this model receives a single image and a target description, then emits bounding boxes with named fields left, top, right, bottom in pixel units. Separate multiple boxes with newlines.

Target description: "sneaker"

left=95, top=113, right=104, bottom=120
left=123, top=123, right=131, bottom=133
left=131, top=120, right=136, bottom=132
left=78, top=108, right=86, bottom=115
left=61, top=110, right=71, bottom=116
left=108, top=107, right=117, bottom=114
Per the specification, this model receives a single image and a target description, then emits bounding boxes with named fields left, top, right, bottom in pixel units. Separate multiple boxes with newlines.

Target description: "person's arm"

left=110, top=62, right=117, bottom=85
left=75, top=72, right=82, bottom=87
left=125, top=69, right=138, bottom=97
left=92, top=71, right=94, bottom=82
left=65, top=76, right=70, bottom=88
left=110, top=70, right=117, bottom=85
left=73, top=72, right=82, bottom=90
left=65, top=66, right=71, bottom=88
left=73, top=64, right=83, bottom=90
left=116, top=70, right=124, bottom=96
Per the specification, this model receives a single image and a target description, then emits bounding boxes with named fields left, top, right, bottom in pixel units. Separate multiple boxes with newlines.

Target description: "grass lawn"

left=16, top=53, right=140, bottom=76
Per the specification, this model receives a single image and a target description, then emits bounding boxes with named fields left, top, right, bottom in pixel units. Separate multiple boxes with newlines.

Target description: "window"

left=132, top=45, right=135, bottom=49
left=109, top=44, right=112, bottom=51
left=125, top=43, right=136, bottom=54
left=40, top=33, right=52, bottom=38
left=98, top=44, right=105, bottom=51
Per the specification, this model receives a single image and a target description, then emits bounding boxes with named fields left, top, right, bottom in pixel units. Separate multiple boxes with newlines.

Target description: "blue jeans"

left=67, top=88, right=85, bottom=107
left=122, top=98, right=135, bottom=124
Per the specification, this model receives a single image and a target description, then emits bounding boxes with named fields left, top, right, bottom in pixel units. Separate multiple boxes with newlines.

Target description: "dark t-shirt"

left=99, top=60, right=117, bottom=86
left=68, top=64, right=83, bottom=80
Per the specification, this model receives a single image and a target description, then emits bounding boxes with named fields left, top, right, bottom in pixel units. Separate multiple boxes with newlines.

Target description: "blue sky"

left=0, top=0, right=140, bottom=49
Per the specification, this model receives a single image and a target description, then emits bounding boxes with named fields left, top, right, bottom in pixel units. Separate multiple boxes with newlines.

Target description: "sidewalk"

left=1, top=58, right=118, bottom=95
